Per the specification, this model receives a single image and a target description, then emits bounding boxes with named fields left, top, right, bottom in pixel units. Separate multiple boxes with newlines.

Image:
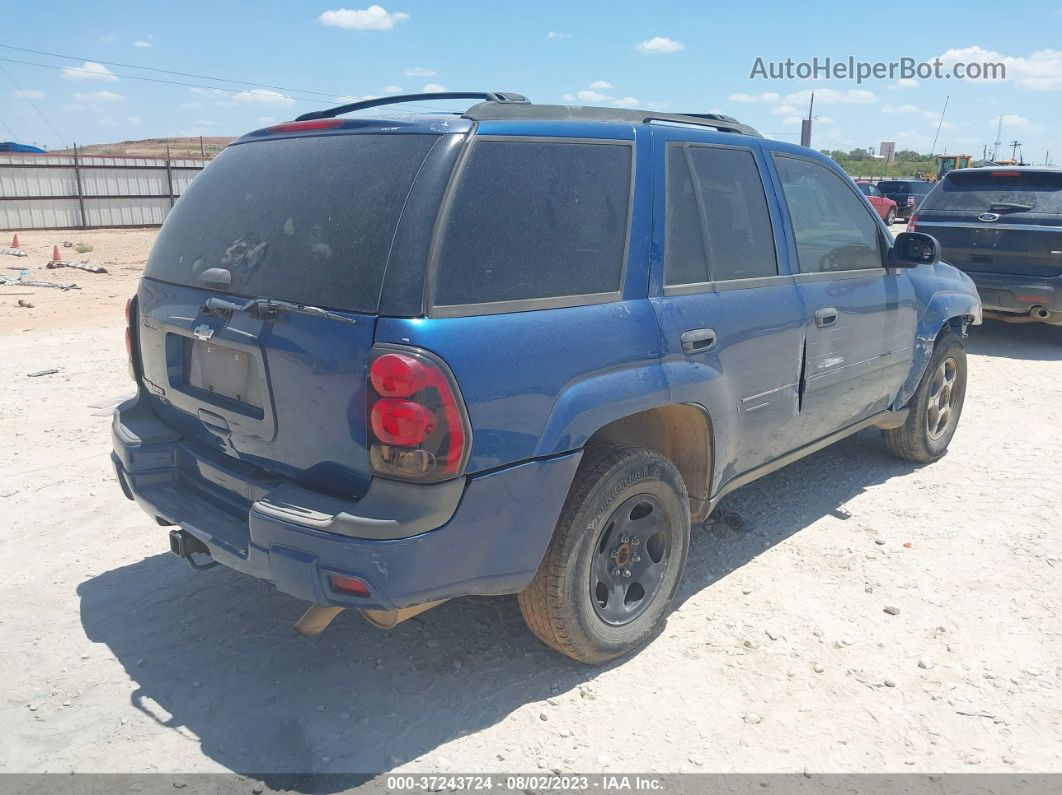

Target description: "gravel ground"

left=1, top=227, right=1060, bottom=779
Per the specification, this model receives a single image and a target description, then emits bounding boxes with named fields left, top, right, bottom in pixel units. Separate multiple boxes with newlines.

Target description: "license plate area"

left=186, top=339, right=265, bottom=414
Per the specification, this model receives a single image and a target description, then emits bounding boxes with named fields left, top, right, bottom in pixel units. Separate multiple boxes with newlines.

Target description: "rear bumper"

left=964, top=271, right=1062, bottom=313
left=111, top=392, right=582, bottom=610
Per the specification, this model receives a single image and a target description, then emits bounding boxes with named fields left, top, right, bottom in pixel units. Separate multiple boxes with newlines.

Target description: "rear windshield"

left=145, top=133, right=440, bottom=313
left=878, top=181, right=916, bottom=193
left=922, top=170, right=1062, bottom=213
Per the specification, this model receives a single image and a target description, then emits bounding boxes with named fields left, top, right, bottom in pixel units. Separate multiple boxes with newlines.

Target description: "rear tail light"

left=125, top=295, right=138, bottom=379
left=367, top=347, right=470, bottom=482
left=907, top=214, right=918, bottom=231
left=907, top=196, right=916, bottom=205
left=328, top=574, right=370, bottom=597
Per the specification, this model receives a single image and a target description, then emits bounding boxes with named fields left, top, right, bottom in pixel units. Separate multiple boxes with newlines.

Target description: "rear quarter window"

left=431, top=138, right=632, bottom=310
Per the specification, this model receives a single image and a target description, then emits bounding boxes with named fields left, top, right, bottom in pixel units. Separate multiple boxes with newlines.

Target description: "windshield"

left=921, top=171, right=1062, bottom=213
left=145, top=133, right=441, bottom=313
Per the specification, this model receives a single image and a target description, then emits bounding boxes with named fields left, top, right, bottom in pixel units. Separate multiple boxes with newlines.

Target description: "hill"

left=55, top=136, right=234, bottom=159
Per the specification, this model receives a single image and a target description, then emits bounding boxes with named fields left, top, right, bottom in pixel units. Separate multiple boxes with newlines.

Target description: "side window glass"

left=688, top=147, right=778, bottom=280
left=664, top=146, right=710, bottom=285
left=664, top=145, right=778, bottom=286
left=774, top=156, right=883, bottom=273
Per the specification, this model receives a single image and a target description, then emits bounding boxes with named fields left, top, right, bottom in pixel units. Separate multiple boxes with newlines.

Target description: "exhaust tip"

left=1030, top=305, right=1051, bottom=320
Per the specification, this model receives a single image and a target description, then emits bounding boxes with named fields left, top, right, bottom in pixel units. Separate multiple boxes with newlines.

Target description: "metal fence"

left=0, top=148, right=209, bottom=231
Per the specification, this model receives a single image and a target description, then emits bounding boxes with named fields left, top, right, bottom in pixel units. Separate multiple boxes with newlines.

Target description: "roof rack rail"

left=461, top=102, right=761, bottom=137
left=296, top=91, right=530, bottom=121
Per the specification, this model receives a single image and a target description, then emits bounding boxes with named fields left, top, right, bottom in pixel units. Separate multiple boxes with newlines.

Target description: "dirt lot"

left=1, top=228, right=1061, bottom=779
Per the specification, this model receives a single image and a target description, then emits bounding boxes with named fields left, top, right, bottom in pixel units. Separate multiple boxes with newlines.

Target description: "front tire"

left=883, top=331, right=967, bottom=462
left=518, top=445, right=691, bottom=664
left=885, top=207, right=897, bottom=226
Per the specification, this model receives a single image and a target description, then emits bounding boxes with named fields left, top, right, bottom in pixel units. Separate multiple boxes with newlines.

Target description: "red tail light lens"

left=370, top=399, right=436, bottom=446
left=367, top=347, right=470, bottom=482
left=328, top=575, right=370, bottom=597
left=907, top=214, right=918, bottom=231
left=267, top=119, right=345, bottom=134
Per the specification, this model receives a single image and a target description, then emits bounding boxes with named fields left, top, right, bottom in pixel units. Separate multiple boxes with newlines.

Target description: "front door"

left=768, top=153, right=917, bottom=446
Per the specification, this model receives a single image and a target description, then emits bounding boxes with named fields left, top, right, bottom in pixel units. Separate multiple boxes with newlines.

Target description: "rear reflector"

left=267, top=119, right=345, bottom=134
left=329, top=575, right=370, bottom=597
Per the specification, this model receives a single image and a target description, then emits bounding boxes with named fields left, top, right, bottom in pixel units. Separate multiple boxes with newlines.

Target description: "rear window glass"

left=922, top=171, right=1062, bottom=213
left=145, top=134, right=440, bottom=313
left=432, top=139, right=631, bottom=307
left=878, top=181, right=913, bottom=193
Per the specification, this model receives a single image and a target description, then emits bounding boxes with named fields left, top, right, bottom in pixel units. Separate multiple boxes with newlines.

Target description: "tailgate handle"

left=197, top=409, right=231, bottom=437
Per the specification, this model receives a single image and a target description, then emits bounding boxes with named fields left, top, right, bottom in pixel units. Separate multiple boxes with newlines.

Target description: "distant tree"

left=847, top=148, right=869, bottom=161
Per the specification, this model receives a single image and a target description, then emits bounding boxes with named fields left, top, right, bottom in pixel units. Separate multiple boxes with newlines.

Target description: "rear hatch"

left=137, top=129, right=445, bottom=498
left=877, top=180, right=922, bottom=208
left=915, top=170, right=1062, bottom=277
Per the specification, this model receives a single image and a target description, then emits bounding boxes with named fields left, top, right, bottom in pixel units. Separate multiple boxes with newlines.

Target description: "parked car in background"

left=855, top=180, right=898, bottom=225
left=911, top=167, right=1062, bottom=325
left=877, top=179, right=934, bottom=220
left=112, top=92, right=981, bottom=665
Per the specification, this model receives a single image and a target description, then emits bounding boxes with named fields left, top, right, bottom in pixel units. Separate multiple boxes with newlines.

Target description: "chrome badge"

left=977, top=212, right=1000, bottom=222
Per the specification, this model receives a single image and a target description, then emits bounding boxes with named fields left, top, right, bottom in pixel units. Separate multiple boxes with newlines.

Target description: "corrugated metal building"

left=0, top=152, right=209, bottom=230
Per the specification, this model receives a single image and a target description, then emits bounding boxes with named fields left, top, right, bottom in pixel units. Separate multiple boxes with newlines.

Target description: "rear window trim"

left=424, top=134, right=635, bottom=318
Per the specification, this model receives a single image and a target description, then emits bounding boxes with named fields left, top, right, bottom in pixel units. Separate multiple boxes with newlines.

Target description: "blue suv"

left=112, top=92, right=981, bottom=663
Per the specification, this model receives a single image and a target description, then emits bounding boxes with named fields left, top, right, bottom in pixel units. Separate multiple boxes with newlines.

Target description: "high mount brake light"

left=367, top=349, right=470, bottom=482
left=266, top=119, right=345, bottom=134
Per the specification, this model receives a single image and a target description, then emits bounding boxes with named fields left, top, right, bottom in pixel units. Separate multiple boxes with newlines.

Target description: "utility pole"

left=1010, top=140, right=1021, bottom=162
left=992, top=115, right=1003, bottom=160
left=1046, top=151, right=1051, bottom=166
left=199, top=135, right=205, bottom=158
left=800, top=92, right=814, bottom=148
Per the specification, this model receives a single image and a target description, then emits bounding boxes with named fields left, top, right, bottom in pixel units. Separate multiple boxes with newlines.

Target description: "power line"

left=0, top=43, right=344, bottom=101
left=0, top=61, right=67, bottom=146
left=0, top=115, right=17, bottom=138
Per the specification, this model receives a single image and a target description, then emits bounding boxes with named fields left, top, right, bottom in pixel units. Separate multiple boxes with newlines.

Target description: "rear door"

left=650, top=128, right=806, bottom=480
left=136, top=131, right=449, bottom=498
left=768, top=153, right=917, bottom=445
left=914, top=170, right=1062, bottom=277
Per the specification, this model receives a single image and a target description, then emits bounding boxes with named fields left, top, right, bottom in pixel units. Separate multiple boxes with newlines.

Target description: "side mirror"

left=887, top=232, right=941, bottom=268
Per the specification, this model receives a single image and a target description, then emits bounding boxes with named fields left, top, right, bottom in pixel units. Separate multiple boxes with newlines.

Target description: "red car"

left=855, top=180, right=898, bottom=225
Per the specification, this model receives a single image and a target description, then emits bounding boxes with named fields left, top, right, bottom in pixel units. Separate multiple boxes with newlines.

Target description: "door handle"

left=681, top=328, right=717, bottom=354
left=814, top=308, right=839, bottom=328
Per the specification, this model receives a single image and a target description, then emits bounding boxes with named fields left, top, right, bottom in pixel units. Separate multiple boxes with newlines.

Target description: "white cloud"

left=577, top=89, right=609, bottom=103
left=181, top=101, right=203, bottom=109
left=989, top=113, right=1042, bottom=132
left=547, top=31, right=573, bottom=39
left=729, top=91, right=780, bottom=103
left=589, top=80, right=612, bottom=90
left=892, top=129, right=933, bottom=150
left=636, top=36, right=684, bottom=55
left=61, top=61, right=118, bottom=81
left=888, top=78, right=919, bottom=90
left=233, top=89, right=296, bottom=106
left=382, top=84, right=403, bottom=93
left=74, top=90, right=123, bottom=103
left=562, top=93, right=575, bottom=101
left=422, top=83, right=447, bottom=93
left=126, top=116, right=141, bottom=124
left=12, top=89, right=44, bottom=99
left=645, top=100, right=670, bottom=110
left=881, top=103, right=919, bottom=114
left=62, top=104, right=87, bottom=112
left=938, top=46, right=1062, bottom=90
left=98, top=33, right=117, bottom=43
left=190, top=87, right=226, bottom=96
left=770, top=104, right=800, bottom=116
left=404, top=66, right=436, bottom=77
left=97, top=116, right=116, bottom=126
left=781, top=88, right=877, bottom=105
left=258, top=116, right=276, bottom=124
left=612, top=96, right=639, bottom=108
left=319, top=6, right=410, bottom=30
left=134, top=40, right=152, bottom=48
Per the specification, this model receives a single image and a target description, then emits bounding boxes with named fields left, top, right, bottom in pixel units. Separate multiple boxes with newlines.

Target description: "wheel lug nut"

left=612, top=568, right=621, bottom=576
left=620, top=535, right=630, bottom=543
left=632, top=537, right=640, bottom=546
left=623, top=569, right=631, bottom=578
left=633, top=556, right=641, bottom=563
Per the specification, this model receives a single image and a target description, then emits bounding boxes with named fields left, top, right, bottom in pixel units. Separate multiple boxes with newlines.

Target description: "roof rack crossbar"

left=296, top=91, right=530, bottom=121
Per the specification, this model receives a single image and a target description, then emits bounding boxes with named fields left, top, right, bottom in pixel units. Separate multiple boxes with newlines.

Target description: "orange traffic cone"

left=10, top=234, right=18, bottom=249
left=50, top=245, right=61, bottom=263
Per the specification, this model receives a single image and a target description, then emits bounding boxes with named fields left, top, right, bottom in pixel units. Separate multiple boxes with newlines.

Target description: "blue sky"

left=1, top=0, right=1060, bottom=162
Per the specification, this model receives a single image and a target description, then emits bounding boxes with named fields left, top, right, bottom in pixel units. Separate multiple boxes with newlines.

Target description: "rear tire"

left=885, top=207, right=896, bottom=226
left=883, top=331, right=967, bottom=462
left=517, top=445, right=691, bottom=664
